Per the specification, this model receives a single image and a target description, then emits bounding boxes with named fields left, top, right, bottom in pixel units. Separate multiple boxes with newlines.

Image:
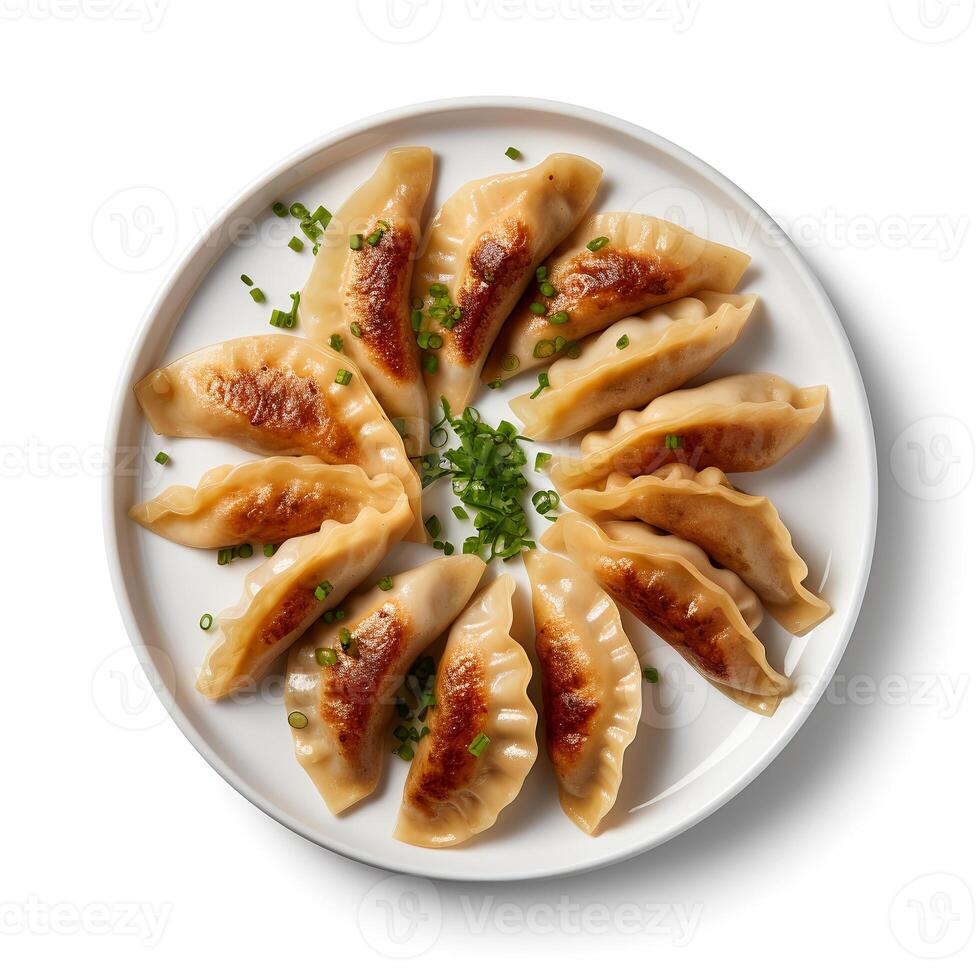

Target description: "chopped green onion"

left=420, top=726, right=430, bottom=737
left=316, top=647, right=339, bottom=667
left=429, top=283, right=449, bottom=298
left=314, top=580, right=333, bottom=602
left=535, top=452, right=552, bottom=472
left=289, top=203, right=308, bottom=219
left=504, top=146, right=521, bottom=160
left=199, top=613, right=213, bottom=631
left=329, top=334, right=343, bottom=352
left=288, top=236, right=304, bottom=252
left=366, top=228, right=384, bottom=246
left=350, top=321, right=362, bottom=337
left=263, top=544, right=277, bottom=558
left=240, top=274, right=254, bottom=287
left=442, top=542, right=454, bottom=555
left=412, top=296, right=424, bottom=310
left=539, top=281, right=556, bottom=297
left=339, top=627, right=352, bottom=648
left=334, top=369, right=353, bottom=386
left=417, top=330, right=432, bottom=350
left=587, top=236, right=610, bottom=252
left=487, top=379, right=503, bottom=389
left=153, top=451, right=170, bottom=465
left=287, top=710, right=308, bottom=729
left=396, top=743, right=415, bottom=761
left=394, top=724, right=409, bottom=742
left=349, top=234, right=363, bottom=250
left=334, top=609, right=346, bottom=621
left=548, top=311, right=569, bottom=325
left=529, top=301, right=547, bottom=316
left=249, top=287, right=265, bottom=303
left=310, top=205, right=331, bottom=226
left=272, top=202, right=288, bottom=217
left=535, top=265, right=548, bottom=282
left=423, top=353, right=438, bottom=374
left=529, top=372, right=550, bottom=399
left=468, top=732, right=491, bottom=757
left=501, top=353, right=520, bottom=372
left=452, top=505, right=468, bottom=521
left=616, top=334, right=630, bottom=349
left=217, top=548, right=233, bottom=566
left=408, top=726, right=421, bottom=742
left=565, top=343, right=581, bottom=360
left=532, top=489, right=560, bottom=515
left=427, top=333, right=443, bottom=350
left=237, top=543, right=253, bottom=559
left=425, top=515, right=442, bottom=539
left=533, top=339, right=556, bottom=359
left=665, top=433, right=684, bottom=450
left=299, top=219, right=320, bottom=243
left=643, top=667, right=660, bottom=683
left=378, top=576, right=394, bottom=592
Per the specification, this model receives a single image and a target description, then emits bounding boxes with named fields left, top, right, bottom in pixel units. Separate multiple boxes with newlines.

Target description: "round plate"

left=104, top=97, right=876, bottom=881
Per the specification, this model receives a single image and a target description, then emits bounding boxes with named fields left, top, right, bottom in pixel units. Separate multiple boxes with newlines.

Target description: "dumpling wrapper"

left=298, top=147, right=433, bottom=457
left=524, top=550, right=641, bottom=835
left=550, top=373, right=828, bottom=494
left=565, top=466, right=831, bottom=636
left=394, top=575, right=538, bottom=847
left=196, top=495, right=413, bottom=699
left=412, top=153, right=602, bottom=414
left=510, top=292, right=757, bottom=440
left=134, top=335, right=425, bottom=541
left=483, top=212, right=751, bottom=382
left=285, top=555, right=485, bottom=814
left=542, top=513, right=790, bottom=715
left=128, top=457, right=405, bottom=549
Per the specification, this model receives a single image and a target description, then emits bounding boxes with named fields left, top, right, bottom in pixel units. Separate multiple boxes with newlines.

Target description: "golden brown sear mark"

left=536, top=619, right=599, bottom=772
left=609, top=423, right=776, bottom=476
left=319, top=604, right=410, bottom=762
left=218, top=483, right=350, bottom=541
left=596, top=556, right=732, bottom=682
left=454, top=219, right=532, bottom=364
left=346, top=224, right=419, bottom=381
left=405, top=649, right=487, bottom=815
left=204, top=365, right=356, bottom=462
left=259, top=585, right=318, bottom=648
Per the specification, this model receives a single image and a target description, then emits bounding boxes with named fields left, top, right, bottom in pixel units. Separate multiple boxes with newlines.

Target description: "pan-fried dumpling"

left=412, top=153, right=602, bottom=414
left=128, top=457, right=405, bottom=549
left=284, top=555, right=485, bottom=814
left=564, top=466, right=831, bottom=635
left=134, top=335, right=425, bottom=541
left=196, top=495, right=413, bottom=699
left=524, top=550, right=641, bottom=835
left=541, top=513, right=790, bottom=715
left=298, top=147, right=433, bottom=457
left=510, top=293, right=757, bottom=440
left=549, top=373, right=828, bottom=494
left=394, top=576, right=537, bottom=847
left=483, top=212, right=751, bottom=382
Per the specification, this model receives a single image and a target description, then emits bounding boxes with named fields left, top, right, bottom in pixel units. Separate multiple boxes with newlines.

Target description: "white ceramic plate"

left=104, top=97, right=876, bottom=881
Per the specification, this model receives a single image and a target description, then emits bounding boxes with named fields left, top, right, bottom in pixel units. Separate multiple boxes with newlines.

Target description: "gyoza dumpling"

left=284, top=555, right=485, bottom=814
left=564, top=466, right=831, bottom=635
left=549, top=373, right=828, bottom=494
left=394, top=576, right=537, bottom=847
left=298, top=147, right=433, bottom=457
left=541, top=513, right=790, bottom=715
left=483, top=212, right=750, bottom=382
left=524, top=550, right=641, bottom=835
left=412, top=153, right=602, bottom=414
left=196, top=495, right=413, bottom=699
left=510, top=293, right=757, bottom=440
left=128, top=458, right=405, bottom=549
left=134, top=335, right=425, bottom=541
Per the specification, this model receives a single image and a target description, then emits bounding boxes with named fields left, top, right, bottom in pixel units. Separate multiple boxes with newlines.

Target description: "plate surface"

left=104, top=97, right=876, bottom=881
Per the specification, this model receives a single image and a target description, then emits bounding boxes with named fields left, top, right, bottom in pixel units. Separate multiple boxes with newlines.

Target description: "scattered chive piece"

left=410, top=308, right=423, bottom=332
left=468, top=732, right=491, bottom=757
left=378, top=576, right=394, bottom=592
left=350, top=321, right=362, bottom=337
left=334, top=369, right=353, bottom=386
left=420, top=725, right=430, bottom=737
left=394, top=724, right=409, bottom=742
left=443, top=542, right=454, bottom=555
left=199, top=613, right=213, bottom=631
left=396, top=743, right=415, bottom=761
left=287, top=710, right=308, bottom=729
left=240, top=274, right=254, bottom=287
left=535, top=265, right=548, bottom=282
left=532, top=489, right=560, bottom=516
left=487, top=379, right=503, bottom=389
left=616, top=334, right=630, bottom=349
left=377, top=219, right=390, bottom=231
left=289, top=203, right=309, bottom=219
left=529, top=301, right=547, bottom=316
left=565, top=343, right=581, bottom=359
left=425, top=515, right=442, bottom=539
left=310, top=205, right=331, bottom=226
left=322, top=610, right=335, bottom=624
left=334, top=609, right=346, bottom=621
left=408, top=727, right=421, bottom=742
left=314, top=580, right=333, bottom=602
left=412, top=296, right=424, bottom=310
left=349, top=234, right=363, bottom=250
left=452, top=505, right=468, bottom=521
left=548, top=311, right=569, bottom=326
left=665, top=433, right=684, bottom=450
left=427, top=333, right=443, bottom=350
left=533, top=339, right=556, bottom=359
left=272, top=202, right=288, bottom=217
left=539, top=281, right=556, bottom=297
left=417, top=331, right=432, bottom=350
left=504, top=146, right=521, bottom=160
left=553, top=336, right=566, bottom=351
left=423, top=353, right=438, bottom=374
left=249, top=287, right=265, bottom=303
left=217, top=548, right=233, bottom=566
left=643, top=667, right=660, bottom=683
left=288, top=236, right=304, bottom=252
left=587, top=236, right=610, bottom=252
left=501, top=353, right=520, bottom=373
left=237, top=543, right=253, bottom=559
left=433, top=540, right=444, bottom=550
left=429, top=283, right=449, bottom=298
left=339, top=627, right=352, bottom=648
left=263, top=544, right=277, bottom=558
left=329, top=334, right=343, bottom=352
left=366, top=229, right=383, bottom=246
left=535, top=452, right=552, bottom=472
left=529, top=372, right=550, bottom=399
left=316, top=647, right=339, bottom=667
left=153, top=451, right=170, bottom=465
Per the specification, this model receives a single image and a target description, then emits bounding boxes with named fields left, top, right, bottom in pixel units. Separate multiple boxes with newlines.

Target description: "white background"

left=1, top=0, right=977, bottom=973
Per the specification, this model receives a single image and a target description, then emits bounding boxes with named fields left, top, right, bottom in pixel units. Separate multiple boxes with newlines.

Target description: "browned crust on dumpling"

left=345, top=224, right=420, bottom=382
left=318, top=603, right=411, bottom=763
left=454, top=218, right=532, bottom=364
left=259, top=584, right=320, bottom=648
left=595, top=556, right=734, bottom=683
left=404, top=649, right=488, bottom=815
left=536, top=619, right=599, bottom=774
left=217, top=483, right=353, bottom=542
left=203, top=365, right=356, bottom=461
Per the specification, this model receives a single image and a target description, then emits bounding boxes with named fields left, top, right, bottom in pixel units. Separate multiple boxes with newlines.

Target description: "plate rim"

left=102, top=95, right=878, bottom=882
